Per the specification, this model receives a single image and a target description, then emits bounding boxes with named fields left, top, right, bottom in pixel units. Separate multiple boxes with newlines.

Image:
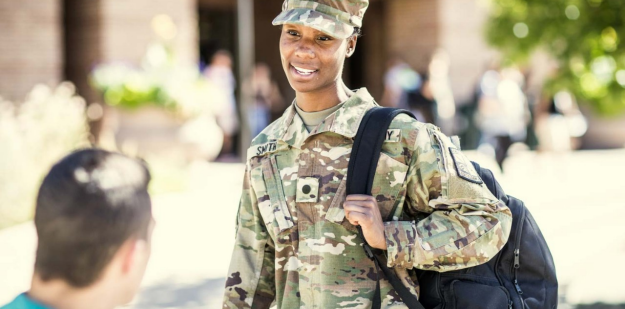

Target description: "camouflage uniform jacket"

left=223, top=88, right=512, bottom=309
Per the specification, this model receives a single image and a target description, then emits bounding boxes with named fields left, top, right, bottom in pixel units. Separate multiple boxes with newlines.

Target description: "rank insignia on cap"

left=296, top=177, right=319, bottom=203
left=449, top=148, right=483, bottom=184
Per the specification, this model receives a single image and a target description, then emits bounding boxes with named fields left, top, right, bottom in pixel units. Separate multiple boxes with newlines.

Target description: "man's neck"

left=28, top=276, right=119, bottom=309
left=295, top=81, right=354, bottom=112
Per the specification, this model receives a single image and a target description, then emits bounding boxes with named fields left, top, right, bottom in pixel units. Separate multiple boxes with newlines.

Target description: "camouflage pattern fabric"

left=272, top=0, right=369, bottom=39
left=223, top=88, right=512, bottom=309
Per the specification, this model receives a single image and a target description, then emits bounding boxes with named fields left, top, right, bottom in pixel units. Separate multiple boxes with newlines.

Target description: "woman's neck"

left=295, top=80, right=353, bottom=112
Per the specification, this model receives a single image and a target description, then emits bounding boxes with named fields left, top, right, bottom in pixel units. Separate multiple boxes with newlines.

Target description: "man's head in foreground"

left=17, top=149, right=153, bottom=309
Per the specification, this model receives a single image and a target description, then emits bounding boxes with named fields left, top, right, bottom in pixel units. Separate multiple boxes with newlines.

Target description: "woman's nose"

left=294, top=41, right=316, bottom=59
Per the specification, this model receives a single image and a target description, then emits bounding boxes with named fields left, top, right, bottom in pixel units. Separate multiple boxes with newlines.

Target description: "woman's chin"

left=288, top=80, right=320, bottom=93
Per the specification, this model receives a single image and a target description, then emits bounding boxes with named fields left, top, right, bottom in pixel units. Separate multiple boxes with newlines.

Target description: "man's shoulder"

left=1, top=294, right=50, bottom=309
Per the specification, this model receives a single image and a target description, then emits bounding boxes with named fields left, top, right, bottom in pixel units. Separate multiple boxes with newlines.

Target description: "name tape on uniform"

left=248, top=141, right=279, bottom=159
left=385, top=129, right=401, bottom=142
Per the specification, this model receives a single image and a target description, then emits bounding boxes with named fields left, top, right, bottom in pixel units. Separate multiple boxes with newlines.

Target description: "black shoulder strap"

left=347, top=107, right=414, bottom=196
left=470, top=161, right=508, bottom=204
left=347, top=107, right=425, bottom=309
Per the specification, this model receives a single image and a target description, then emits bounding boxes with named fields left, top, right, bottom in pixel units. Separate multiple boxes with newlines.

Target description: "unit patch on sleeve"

left=449, top=148, right=483, bottom=184
left=385, top=129, right=401, bottom=142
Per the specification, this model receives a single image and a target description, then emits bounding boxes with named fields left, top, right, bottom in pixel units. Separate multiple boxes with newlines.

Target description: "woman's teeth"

left=293, top=66, right=316, bottom=75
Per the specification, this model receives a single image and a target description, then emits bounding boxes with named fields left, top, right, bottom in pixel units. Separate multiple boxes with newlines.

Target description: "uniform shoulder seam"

left=250, top=117, right=284, bottom=146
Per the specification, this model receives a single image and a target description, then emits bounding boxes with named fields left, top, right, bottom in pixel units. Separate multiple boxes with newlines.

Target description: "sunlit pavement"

left=1, top=149, right=624, bottom=308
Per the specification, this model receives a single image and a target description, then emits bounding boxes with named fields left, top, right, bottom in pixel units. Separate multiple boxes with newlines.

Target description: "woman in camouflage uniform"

left=223, top=1, right=512, bottom=308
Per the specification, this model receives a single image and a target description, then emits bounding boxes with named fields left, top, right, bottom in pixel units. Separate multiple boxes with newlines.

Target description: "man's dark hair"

left=34, top=148, right=152, bottom=288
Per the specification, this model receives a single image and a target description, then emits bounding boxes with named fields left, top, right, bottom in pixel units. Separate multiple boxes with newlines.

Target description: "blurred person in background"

left=475, top=67, right=530, bottom=170
left=535, top=90, right=587, bottom=152
left=425, top=49, right=456, bottom=135
left=203, top=50, right=239, bottom=159
left=1, top=149, right=154, bottom=309
left=404, top=72, right=436, bottom=124
left=382, top=52, right=456, bottom=134
left=222, top=0, right=512, bottom=308
left=381, top=56, right=422, bottom=110
left=246, top=63, right=285, bottom=137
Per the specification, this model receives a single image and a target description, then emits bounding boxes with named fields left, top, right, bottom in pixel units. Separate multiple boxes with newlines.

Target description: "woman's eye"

left=318, top=36, right=332, bottom=41
left=287, top=30, right=299, bottom=36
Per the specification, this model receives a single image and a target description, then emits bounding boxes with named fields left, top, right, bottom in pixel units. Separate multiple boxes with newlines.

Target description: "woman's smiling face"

left=279, top=24, right=356, bottom=94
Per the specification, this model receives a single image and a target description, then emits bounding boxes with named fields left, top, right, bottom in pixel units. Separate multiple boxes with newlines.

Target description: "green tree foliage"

left=485, top=0, right=625, bottom=115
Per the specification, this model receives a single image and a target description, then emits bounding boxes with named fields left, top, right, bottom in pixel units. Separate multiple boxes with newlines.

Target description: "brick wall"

left=63, top=0, right=198, bottom=141
left=65, top=0, right=198, bottom=105
left=439, top=0, right=497, bottom=104
left=385, top=0, right=439, bottom=73
left=383, top=0, right=496, bottom=105
left=99, top=0, right=198, bottom=66
left=0, top=0, right=62, bottom=101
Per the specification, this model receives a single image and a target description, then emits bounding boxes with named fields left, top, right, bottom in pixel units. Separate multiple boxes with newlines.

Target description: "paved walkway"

left=1, top=149, right=624, bottom=308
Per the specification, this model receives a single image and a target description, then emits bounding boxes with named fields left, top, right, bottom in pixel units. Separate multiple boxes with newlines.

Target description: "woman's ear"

left=346, top=35, right=358, bottom=58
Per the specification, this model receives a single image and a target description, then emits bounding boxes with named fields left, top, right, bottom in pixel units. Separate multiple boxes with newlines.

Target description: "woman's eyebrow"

left=313, top=30, right=334, bottom=38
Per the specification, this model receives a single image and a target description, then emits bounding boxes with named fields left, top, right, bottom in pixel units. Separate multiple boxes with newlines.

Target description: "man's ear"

left=120, top=238, right=147, bottom=274
left=346, top=35, right=358, bottom=58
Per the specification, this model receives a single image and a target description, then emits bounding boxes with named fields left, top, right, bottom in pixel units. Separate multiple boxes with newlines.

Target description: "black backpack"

left=347, top=107, right=558, bottom=309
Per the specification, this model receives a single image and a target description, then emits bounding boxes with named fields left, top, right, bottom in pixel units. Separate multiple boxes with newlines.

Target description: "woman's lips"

left=290, top=65, right=318, bottom=80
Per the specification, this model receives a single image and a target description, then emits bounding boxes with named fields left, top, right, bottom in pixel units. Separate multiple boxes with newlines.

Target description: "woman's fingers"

left=344, top=203, right=375, bottom=226
left=344, top=196, right=377, bottom=211
left=343, top=195, right=387, bottom=250
left=343, top=202, right=369, bottom=213
left=345, top=210, right=369, bottom=226
left=345, top=194, right=376, bottom=202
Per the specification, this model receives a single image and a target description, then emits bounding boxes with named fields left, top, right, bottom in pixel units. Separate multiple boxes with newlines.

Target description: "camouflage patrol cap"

left=272, top=0, right=369, bottom=39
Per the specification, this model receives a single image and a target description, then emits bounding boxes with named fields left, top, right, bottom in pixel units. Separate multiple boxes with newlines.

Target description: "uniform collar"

left=275, top=88, right=377, bottom=148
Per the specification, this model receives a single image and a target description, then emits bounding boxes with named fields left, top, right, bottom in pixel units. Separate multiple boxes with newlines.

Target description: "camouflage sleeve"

left=223, top=165, right=276, bottom=308
left=384, top=125, right=512, bottom=271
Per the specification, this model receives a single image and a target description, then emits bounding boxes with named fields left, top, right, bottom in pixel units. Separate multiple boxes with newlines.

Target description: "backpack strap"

left=347, top=107, right=425, bottom=309
left=470, top=161, right=508, bottom=204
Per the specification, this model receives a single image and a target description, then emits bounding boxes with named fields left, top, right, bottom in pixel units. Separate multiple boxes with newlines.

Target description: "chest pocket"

left=250, top=156, right=295, bottom=237
left=326, top=152, right=409, bottom=229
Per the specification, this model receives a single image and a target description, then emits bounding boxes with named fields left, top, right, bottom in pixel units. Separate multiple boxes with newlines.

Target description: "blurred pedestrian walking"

left=246, top=63, right=284, bottom=137
left=203, top=50, right=239, bottom=158
left=475, top=67, right=530, bottom=170
left=381, top=52, right=456, bottom=134
left=381, top=57, right=422, bottom=110
left=535, top=90, right=587, bottom=152
left=425, top=49, right=456, bottom=134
